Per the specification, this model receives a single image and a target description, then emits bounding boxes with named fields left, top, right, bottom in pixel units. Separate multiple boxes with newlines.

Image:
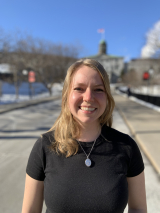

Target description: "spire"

left=99, top=40, right=107, bottom=55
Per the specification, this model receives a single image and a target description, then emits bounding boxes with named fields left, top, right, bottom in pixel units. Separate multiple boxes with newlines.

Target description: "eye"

left=74, top=87, right=83, bottom=91
left=95, top=88, right=105, bottom=92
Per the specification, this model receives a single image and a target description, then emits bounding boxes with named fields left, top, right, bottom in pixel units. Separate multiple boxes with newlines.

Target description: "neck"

left=77, top=123, right=101, bottom=142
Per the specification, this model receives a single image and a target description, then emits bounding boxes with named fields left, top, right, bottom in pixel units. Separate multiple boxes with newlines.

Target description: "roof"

left=131, top=58, right=160, bottom=61
left=99, top=40, right=106, bottom=44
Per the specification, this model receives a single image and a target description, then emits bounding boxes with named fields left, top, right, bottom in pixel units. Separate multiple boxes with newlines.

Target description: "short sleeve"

left=127, top=136, right=144, bottom=177
left=26, top=137, right=45, bottom=181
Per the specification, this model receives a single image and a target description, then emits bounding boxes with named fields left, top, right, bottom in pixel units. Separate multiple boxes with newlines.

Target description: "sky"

left=0, top=0, right=160, bottom=61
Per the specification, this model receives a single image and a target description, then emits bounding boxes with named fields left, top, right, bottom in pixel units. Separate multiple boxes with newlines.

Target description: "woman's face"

left=68, top=65, right=107, bottom=127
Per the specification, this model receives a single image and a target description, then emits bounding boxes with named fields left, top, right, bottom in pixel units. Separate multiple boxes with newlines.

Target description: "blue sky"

left=0, top=0, right=160, bottom=61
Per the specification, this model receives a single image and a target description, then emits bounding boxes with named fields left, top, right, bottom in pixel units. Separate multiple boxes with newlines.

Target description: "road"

left=0, top=100, right=61, bottom=213
left=0, top=99, right=160, bottom=212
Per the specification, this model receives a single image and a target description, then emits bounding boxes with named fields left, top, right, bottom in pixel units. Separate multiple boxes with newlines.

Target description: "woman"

left=22, top=59, right=147, bottom=213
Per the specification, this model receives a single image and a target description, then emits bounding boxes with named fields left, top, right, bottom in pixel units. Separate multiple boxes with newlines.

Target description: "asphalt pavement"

left=112, top=109, right=160, bottom=213
left=1, top=93, right=160, bottom=174
left=113, top=92, right=160, bottom=175
left=0, top=93, right=160, bottom=212
left=0, top=95, right=61, bottom=114
left=0, top=99, right=62, bottom=213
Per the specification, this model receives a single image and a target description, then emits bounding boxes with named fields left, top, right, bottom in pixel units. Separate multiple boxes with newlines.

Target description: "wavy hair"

left=49, top=58, right=115, bottom=157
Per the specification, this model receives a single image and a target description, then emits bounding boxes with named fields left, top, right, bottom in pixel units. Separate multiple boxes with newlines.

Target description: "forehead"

left=71, top=65, right=103, bottom=85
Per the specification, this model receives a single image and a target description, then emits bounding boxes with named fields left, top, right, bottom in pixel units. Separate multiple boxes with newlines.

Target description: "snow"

left=115, top=85, right=160, bottom=113
left=141, top=20, right=160, bottom=58
left=116, top=85, right=160, bottom=96
left=131, top=85, right=160, bottom=96
left=1, top=82, right=160, bottom=113
left=0, top=82, right=63, bottom=105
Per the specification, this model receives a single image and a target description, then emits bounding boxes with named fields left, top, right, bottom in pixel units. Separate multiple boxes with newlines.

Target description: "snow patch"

left=0, top=82, right=63, bottom=104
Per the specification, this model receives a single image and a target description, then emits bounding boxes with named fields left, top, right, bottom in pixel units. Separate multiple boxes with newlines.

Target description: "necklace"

left=76, top=138, right=97, bottom=167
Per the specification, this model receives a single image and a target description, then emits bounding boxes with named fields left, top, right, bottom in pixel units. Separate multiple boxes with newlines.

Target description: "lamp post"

left=28, top=71, right=36, bottom=99
left=148, top=68, right=154, bottom=75
left=147, top=68, right=154, bottom=103
left=148, top=68, right=154, bottom=93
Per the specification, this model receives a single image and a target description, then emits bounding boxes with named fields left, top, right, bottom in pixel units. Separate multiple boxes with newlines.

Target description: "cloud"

left=141, top=20, right=160, bottom=58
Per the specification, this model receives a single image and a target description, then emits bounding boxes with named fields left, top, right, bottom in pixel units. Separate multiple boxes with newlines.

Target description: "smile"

left=79, top=107, right=97, bottom=111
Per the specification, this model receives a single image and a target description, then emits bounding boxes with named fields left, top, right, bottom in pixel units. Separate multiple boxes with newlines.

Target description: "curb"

left=115, top=90, right=160, bottom=113
left=0, top=95, right=61, bottom=114
left=115, top=105, right=160, bottom=175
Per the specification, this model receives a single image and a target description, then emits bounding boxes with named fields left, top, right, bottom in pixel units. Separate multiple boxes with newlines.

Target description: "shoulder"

left=101, top=125, right=139, bottom=153
left=32, top=131, right=55, bottom=152
left=41, top=130, right=55, bottom=144
left=102, top=125, right=131, bottom=143
left=102, top=125, right=144, bottom=176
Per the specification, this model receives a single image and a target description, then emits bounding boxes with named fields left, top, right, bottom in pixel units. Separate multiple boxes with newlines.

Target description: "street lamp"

left=147, top=68, right=154, bottom=102
left=148, top=68, right=154, bottom=87
left=149, top=68, right=154, bottom=76
left=22, top=70, right=28, bottom=75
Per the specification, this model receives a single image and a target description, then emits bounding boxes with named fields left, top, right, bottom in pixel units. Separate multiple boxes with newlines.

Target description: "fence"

left=117, top=87, right=160, bottom=107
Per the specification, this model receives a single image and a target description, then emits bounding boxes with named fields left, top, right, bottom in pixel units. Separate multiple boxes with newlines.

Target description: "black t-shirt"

left=26, top=125, right=144, bottom=213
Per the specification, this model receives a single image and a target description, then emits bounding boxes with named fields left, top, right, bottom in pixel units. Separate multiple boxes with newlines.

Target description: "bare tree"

left=0, top=28, right=11, bottom=63
left=0, top=28, right=13, bottom=98
left=3, top=32, right=81, bottom=97
left=0, top=29, right=82, bottom=98
left=13, top=36, right=79, bottom=95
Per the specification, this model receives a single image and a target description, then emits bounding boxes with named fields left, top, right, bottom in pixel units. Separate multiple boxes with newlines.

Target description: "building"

left=0, top=63, right=13, bottom=80
left=86, top=40, right=124, bottom=83
left=127, top=58, right=160, bottom=73
left=127, top=58, right=160, bottom=83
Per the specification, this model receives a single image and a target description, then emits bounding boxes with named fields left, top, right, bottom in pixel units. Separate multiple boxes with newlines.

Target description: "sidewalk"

left=113, top=92, right=160, bottom=175
left=113, top=108, right=160, bottom=213
left=1, top=92, right=160, bottom=175
left=0, top=95, right=61, bottom=114
left=0, top=93, right=160, bottom=212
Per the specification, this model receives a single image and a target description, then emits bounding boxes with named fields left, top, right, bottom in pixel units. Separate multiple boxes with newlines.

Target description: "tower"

left=99, top=40, right=107, bottom=55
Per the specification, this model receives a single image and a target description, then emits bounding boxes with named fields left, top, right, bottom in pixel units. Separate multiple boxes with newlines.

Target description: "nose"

left=83, top=88, right=94, bottom=102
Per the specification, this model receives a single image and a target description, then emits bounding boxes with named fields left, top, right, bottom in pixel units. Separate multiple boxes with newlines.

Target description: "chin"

left=78, top=118, right=98, bottom=126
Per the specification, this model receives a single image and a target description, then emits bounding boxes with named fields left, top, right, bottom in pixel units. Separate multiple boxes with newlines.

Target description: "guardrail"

left=117, top=87, right=160, bottom=107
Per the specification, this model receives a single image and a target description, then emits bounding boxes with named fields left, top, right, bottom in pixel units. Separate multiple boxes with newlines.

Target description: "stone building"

left=86, top=40, right=124, bottom=83
left=127, top=58, right=160, bottom=83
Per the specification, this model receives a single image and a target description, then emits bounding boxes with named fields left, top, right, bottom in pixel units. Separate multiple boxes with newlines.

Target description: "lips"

left=79, top=106, right=97, bottom=111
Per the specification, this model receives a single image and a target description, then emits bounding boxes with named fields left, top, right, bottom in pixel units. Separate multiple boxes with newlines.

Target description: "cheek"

left=69, top=92, right=81, bottom=109
left=96, top=93, right=107, bottom=103
left=99, top=94, right=107, bottom=112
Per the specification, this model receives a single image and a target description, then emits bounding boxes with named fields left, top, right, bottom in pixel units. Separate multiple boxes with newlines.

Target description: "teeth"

left=80, top=107, right=96, bottom=111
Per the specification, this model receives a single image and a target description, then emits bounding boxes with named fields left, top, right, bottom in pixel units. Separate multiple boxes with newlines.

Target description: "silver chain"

left=76, top=138, right=97, bottom=159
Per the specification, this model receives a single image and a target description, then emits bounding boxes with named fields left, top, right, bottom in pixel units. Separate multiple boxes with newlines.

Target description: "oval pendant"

left=85, top=158, right=91, bottom=167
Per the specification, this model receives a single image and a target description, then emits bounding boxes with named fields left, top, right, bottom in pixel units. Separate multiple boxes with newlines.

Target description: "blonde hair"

left=49, top=58, right=115, bottom=157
